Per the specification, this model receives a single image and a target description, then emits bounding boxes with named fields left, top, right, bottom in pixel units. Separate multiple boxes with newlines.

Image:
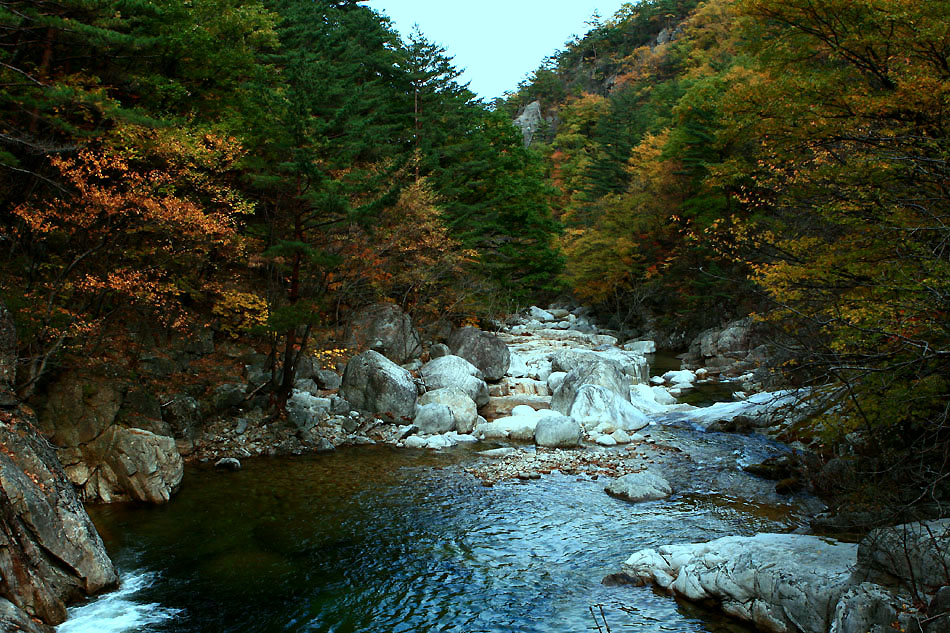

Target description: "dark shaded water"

left=63, top=444, right=805, bottom=633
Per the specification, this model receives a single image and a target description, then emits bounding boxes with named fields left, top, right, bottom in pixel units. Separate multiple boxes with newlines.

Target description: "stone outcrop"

left=36, top=372, right=183, bottom=504
left=340, top=350, right=417, bottom=421
left=447, top=327, right=510, bottom=382
left=513, top=100, right=544, bottom=147
left=0, top=408, right=118, bottom=628
left=343, top=302, right=422, bottom=365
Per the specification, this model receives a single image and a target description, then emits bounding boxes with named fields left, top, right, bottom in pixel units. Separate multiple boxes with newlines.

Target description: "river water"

left=63, top=437, right=814, bottom=633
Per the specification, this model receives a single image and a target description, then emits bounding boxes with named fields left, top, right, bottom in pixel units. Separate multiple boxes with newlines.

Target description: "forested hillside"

left=508, top=0, right=949, bottom=501
left=0, top=0, right=562, bottom=401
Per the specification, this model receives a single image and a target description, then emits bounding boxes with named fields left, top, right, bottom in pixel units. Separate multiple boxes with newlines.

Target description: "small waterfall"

left=58, top=571, right=182, bottom=633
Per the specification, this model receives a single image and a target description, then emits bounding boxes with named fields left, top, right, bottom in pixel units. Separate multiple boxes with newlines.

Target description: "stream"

left=61, top=433, right=816, bottom=633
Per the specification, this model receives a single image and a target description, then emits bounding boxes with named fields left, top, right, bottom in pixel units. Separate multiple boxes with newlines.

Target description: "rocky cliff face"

left=0, top=409, right=118, bottom=628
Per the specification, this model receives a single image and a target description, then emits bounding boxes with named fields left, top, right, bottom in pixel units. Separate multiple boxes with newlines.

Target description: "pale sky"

left=365, top=1, right=633, bottom=100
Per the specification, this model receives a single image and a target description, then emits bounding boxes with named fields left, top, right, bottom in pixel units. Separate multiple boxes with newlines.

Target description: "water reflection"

left=81, top=446, right=786, bottom=633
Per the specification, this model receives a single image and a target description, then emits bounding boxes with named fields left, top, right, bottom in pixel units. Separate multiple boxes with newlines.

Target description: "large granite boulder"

left=550, top=359, right=629, bottom=415
left=447, top=327, right=510, bottom=382
left=0, top=408, right=118, bottom=628
left=418, top=388, right=477, bottom=434
left=413, top=403, right=456, bottom=435
left=344, top=302, right=422, bottom=365
left=568, top=385, right=650, bottom=431
left=534, top=413, right=582, bottom=448
left=420, top=355, right=489, bottom=407
left=340, top=350, right=417, bottom=421
left=620, top=533, right=859, bottom=633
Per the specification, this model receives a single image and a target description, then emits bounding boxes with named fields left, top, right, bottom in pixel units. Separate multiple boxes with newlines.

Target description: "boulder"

left=534, top=413, right=582, bottom=448
left=528, top=306, right=555, bottom=322
left=569, top=385, right=650, bottom=432
left=420, top=355, right=489, bottom=407
left=619, top=533, right=859, bottom=633
left=343, top=302, right=423, bottom=365
left=551, top=359, right=629, bottom=415
left=623, top=340, right=656, bottom=354
left=315, top=369, right=342, bottom=391
left=0, top=409, right=118, bottom=627
left=507, top=352, right=530, bottom=378
left=856, top=519, right=950, bottom=591
left=418, top=388, right=477, bottom=434
left=475, top=414, right=539, bottom=441
left=605, top=471, right=672, bottom=502
left=286, top=391, right=332, bottom=431
left=447, top=327, right=510, bottom=382
left=413, top=403, right=456, bottom=435
left=160, top=393, right=202, bottom=438
left=340, top=350, right=417, bottom=421
left=215, top=457, right=241, bottom=471
left=546, top=371, right=567, bottom=393
left=0, top=598, right=51, bottom=633
left=429, top=343, right=451, bottom=359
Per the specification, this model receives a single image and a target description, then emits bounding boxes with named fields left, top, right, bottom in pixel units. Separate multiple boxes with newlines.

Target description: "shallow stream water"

left=62, top=439, right=812, bottom=633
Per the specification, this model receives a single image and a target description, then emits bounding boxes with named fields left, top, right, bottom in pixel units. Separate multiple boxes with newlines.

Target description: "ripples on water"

left=69, top=444, right=799, bottom=633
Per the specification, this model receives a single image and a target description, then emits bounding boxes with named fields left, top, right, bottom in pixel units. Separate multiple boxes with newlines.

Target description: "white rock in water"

left=623, top=340, right=656, bottom=354
left=404, top=435, right=428, bottom=449
left=569, top=385, right=650, bottom=432
left=605, top=471, right=672, bottom=502
left=662, top=369, right=697, bottom=387
left=596, top=434, right=618, bottom=447
left=620, top=533, right=861, bottom=633
left=651, top=386, right=678, bottom=405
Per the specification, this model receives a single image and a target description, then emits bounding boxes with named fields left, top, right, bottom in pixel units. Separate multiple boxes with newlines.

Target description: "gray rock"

left=95, top=427, right=184, bottom=504
left=621, top=533, right=859, bottom=633
left=315, top=369, right=342, bottom=391
left=340, top=350, right=417, bottom=421
left=413, top=403, right=456, bottom=435
left=0, top=598, right=52, bottom=633
left=623, top=340, right=656, bottom=354
left=294, top=378, right=321, bottom=396
left=831, top=582, right=908, bottom=633
left=534, top=414, right=582, bottom=448
left=447, top=327, right=510, bottom=382
left=0, top=410, right=118, bottom=626
left=429, top=343, right=451, bottom=359
left=546, top=371, right=567, bottom=393
left=215, top=457, right=241, bottom=471
left=212, top=383, right=246, bottom=412
left=605, top=471, right=672, bottom=502
left=528, top=306, right=555, bottom=322
left=160, top=394, right=202, bottom=438
left=420, top=355, right=489, bottom=407
left=551, top=360, right=629, bottom=415
left=857, top=519, right=950, bottom=591
left=344, top=302, right=422, bottom=365
left=286, top=391, right=331, bottom=431
left=514, top=100, right=543, bottom=146
left=418, top=388, right=477, bottom=434
left=568, top=384, right=650, bottom=431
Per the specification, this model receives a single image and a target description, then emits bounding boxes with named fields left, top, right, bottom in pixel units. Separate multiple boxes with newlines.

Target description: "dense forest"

left=2, top=0, right=949, bottom=505
left=506, top=0, right=949, bottom=504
